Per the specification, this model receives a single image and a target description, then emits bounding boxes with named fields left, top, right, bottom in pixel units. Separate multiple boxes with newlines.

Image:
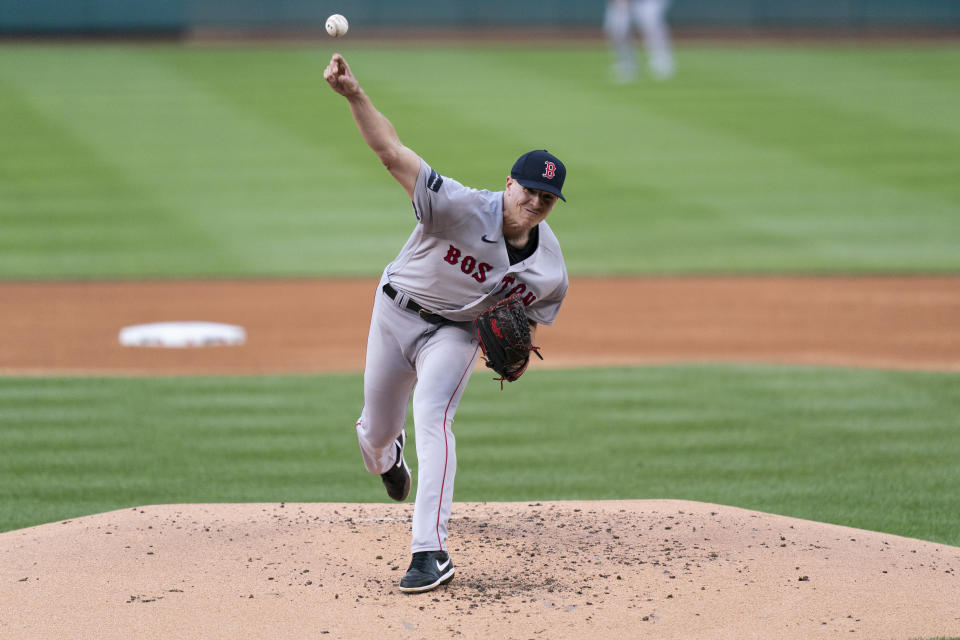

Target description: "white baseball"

left=325, top=14, right=348, bottom=38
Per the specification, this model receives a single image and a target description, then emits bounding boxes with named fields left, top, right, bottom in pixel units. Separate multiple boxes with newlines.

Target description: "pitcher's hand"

left=324, top=54, right=361, bottom=98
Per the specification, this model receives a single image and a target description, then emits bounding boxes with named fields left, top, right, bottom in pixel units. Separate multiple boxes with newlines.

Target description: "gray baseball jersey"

left=386, top=160, right=568, bottom=324
left=357, top=156, right=569, bottom=556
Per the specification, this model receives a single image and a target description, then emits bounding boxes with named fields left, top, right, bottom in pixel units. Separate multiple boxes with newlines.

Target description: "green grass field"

left=2, top=366, right=959, bottom=544
left=1, top=43, right=958, bottom=547
left=1, top=43, right=959, bottom=277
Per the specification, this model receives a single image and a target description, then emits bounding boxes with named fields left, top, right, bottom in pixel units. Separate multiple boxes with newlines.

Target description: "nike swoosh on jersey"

left=436, top=558, right=451, bottom=571
left=481, top=235, right=499, bottom=243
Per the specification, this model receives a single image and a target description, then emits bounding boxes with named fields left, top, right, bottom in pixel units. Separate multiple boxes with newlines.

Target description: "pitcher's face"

left=503, top=177, right=558, bottom=231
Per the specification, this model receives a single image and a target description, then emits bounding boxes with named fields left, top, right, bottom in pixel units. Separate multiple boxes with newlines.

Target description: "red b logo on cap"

left=542, top=161, right=556, bottom=179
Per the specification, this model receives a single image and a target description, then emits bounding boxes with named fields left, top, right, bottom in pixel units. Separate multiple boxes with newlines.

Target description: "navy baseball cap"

left=511, top=149, right=566, bottom=202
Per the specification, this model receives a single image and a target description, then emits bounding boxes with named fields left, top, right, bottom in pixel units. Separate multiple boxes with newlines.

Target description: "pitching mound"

left=2, top=501, right=958, bottom=639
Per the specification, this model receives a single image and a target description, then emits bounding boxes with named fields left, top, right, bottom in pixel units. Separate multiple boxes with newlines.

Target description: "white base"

left=118, top=322, right=246, bottom=348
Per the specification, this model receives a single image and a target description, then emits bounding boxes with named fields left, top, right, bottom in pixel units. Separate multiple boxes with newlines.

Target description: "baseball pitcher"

left=324, top=53, right=569, bottom=593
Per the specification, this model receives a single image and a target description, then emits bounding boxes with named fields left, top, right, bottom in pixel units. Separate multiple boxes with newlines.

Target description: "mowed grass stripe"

left=2, top=44, right=959, bottom=277
left=0, top=78, right=215, bottom=277
left=1, top=366, right=957, bottom=547
left=665, top=48, right=960, bottom=205
left=686, top=46, right=960, bottom=139
left=0, top=47, right=409, bottom=276
left=356, top=46, right=960, bottom=273
left=0, top=373, right=360, bottom=531
left=564, top=50, right=958, bottom=272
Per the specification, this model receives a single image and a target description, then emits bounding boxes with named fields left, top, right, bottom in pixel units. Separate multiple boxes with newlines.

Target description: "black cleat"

left=399, top=550, right=455, bottom=593
left=380, top=431, right=411, bottom=502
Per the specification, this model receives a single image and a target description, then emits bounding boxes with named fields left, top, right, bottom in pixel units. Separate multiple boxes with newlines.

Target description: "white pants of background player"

left=604, top=0, right=675, bottom=81
left=355, top=280, right=480, bottom=553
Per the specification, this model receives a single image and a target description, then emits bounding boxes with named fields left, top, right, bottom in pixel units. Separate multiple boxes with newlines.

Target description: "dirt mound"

left=2, top=500, right=958, bottom=639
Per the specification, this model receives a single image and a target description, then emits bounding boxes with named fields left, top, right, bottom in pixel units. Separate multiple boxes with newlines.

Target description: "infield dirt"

left=2, top=276, right=959, bottom=375
left=2, top=276, right=959, bottom=639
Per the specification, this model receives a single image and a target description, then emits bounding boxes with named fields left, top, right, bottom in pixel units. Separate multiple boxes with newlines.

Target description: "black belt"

left=383, top=283, right=448, bottom=324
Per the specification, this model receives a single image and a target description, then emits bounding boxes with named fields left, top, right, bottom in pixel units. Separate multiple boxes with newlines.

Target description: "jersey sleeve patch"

left=427, top=169, right=444, bottom=193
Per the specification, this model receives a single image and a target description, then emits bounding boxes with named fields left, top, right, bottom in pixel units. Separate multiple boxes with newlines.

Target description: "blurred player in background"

left=604, top=0, right=676, bottom=82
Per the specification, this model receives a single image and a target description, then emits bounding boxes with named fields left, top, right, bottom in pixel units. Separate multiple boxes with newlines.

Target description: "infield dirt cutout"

left=2, top=276, right=960, bottom=639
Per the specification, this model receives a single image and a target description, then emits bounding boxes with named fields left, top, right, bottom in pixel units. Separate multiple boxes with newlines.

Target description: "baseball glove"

left=474, top=294, right=543, bottom=387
